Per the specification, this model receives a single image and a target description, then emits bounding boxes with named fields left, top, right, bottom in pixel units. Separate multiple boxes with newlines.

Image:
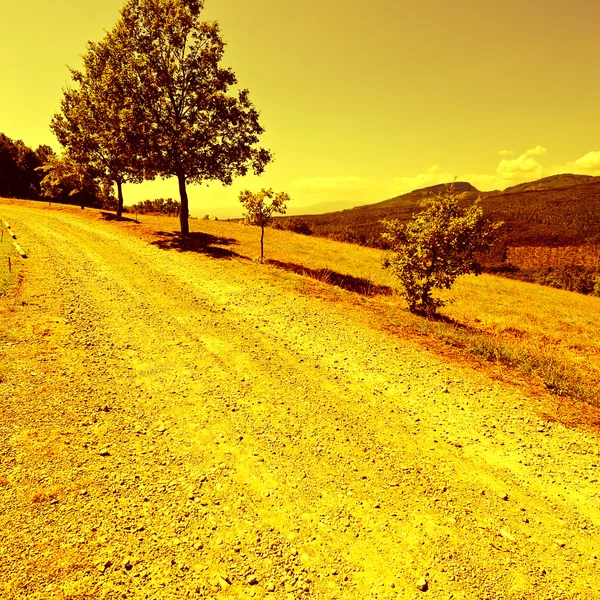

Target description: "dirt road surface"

left=1, top=202, right=599, bottom=599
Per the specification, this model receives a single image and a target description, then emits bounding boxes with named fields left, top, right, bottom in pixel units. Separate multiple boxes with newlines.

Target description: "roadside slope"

left=1, top=202, right=599, bottom=599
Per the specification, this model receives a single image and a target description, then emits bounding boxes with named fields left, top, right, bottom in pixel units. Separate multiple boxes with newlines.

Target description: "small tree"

left=239, top=188, right=289, bottom=261
left=382, top=186, right=498, bottom=315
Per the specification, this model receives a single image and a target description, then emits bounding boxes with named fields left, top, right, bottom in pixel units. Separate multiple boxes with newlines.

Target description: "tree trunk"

left=177, top=171, right=190, bottom=237
left=260, top=225, right=265, bottom=261
left=116, top=180, right=124, bottom=218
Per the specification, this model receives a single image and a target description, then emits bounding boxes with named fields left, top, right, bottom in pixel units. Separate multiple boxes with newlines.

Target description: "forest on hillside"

left=274, top=177, right=600, bottom=296
left=275, top=179, right=600, bottom=250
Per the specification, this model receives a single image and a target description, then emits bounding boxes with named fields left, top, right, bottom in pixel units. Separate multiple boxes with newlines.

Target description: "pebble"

left=417, top=577, right=428, bottom=591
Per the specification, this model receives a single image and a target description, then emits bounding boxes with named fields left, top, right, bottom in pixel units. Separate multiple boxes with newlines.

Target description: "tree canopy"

left=100, top=0, right=272, bottom=235
left=51, top=36, right=145, bottom=217
left=37, top=153, right=106, bottom=209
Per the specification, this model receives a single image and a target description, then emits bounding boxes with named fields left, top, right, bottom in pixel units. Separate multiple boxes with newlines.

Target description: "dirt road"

left=1, top=201, right=599, bottom=599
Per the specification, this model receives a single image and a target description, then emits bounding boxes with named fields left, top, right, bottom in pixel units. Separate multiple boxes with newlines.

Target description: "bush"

left=382, top=185, right=498, bottom=315
left=285, top=217, right=312, bottom=235
left=531, top=266, right=599, bottom=295
left=342, top=227, right=366, bottom=245
left=126, top=198, right=181, bottom=215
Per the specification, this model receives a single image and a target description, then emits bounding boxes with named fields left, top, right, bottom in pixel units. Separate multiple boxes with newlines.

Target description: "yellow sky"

left=2, top=0, right=600, bottom=217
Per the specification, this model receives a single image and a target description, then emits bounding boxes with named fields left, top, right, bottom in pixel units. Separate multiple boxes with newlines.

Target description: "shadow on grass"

left=100, top=211, right=140, bottom=223
left=268, top=259, right=393, bottom=297
left=150, top=231, right=241, bottom=259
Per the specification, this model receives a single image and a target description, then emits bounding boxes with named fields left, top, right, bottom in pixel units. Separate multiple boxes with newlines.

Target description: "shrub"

left=126, top=198, right=180, bottom=215
left=382, top=185, right=498, bottom=315
left=285, top=217, right=312, bottom=235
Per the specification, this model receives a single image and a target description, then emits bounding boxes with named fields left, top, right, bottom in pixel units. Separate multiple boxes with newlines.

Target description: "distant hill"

left=287, top=198, right=368, bottom=216
left=279, top=176, right=600, bottom=250
left=503, top=174, right=600, bottom=194
left=275, top=182, right=480, bottom=245
left=480, top=179, right=600, bottom=247
left=366, top=181, right=481, bottom=211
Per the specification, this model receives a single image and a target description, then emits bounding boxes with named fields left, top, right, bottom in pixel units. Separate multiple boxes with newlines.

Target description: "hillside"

left=280, top=175, right=600, bottom=250
left=276, top=182, right=480, bottom=246
left=503, top=173, right=600, bottom=193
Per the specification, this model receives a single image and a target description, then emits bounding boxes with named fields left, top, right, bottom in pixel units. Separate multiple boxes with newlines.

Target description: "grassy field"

left=282, top=175, right=600, bottom=249
left=131, top=214, right=600, bottom=412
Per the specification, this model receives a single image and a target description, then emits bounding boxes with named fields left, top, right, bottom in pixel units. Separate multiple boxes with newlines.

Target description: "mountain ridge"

left=280, top=173, right=600, bottom=250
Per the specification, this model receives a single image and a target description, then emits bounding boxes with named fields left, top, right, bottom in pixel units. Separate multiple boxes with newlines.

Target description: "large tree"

left=106, top=0, right=272, bottom=235
left=51, top=39, right=145, bottom=218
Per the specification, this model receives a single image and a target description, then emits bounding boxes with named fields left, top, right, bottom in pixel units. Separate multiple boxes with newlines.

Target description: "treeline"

left=0, top=132, right=112, bottom=208
left=272, top=216, right=313, bottom=235
left=287, top=179, right=600, bottom=250
left=125, top=198, right=181, bottom=215
left=0, top=133, right=53, bottom=199
left=282, top=178, right=600, bottom=296
left=480, top=182, right=600, bottom=246
left=502, top=265, right=600, bottom=297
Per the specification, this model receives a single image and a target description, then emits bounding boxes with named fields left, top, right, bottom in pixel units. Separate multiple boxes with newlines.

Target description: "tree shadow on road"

left=267, top=259, right=394, bottom=297
left=100, top=212, right=139, bottom=223
left=150, top=231, right=242, bottom=259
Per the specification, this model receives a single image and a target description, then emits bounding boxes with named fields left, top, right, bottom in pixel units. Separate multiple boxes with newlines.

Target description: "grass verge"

left=0, top=227, right=23, bottom=297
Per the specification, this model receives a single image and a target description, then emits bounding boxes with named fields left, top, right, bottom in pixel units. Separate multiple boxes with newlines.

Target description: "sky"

left=2, top=0, right=600, bottom=218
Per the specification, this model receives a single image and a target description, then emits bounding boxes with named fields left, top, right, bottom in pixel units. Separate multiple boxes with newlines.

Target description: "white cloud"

left=393, top=146, right=600, bottom=196
left=572, top=151, right=600, bottom=175
left=390, top=147, right=552, bottom=196
left=495, top=147, right=546, bottom=183
left=524, top=145, right=547, bottom=157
